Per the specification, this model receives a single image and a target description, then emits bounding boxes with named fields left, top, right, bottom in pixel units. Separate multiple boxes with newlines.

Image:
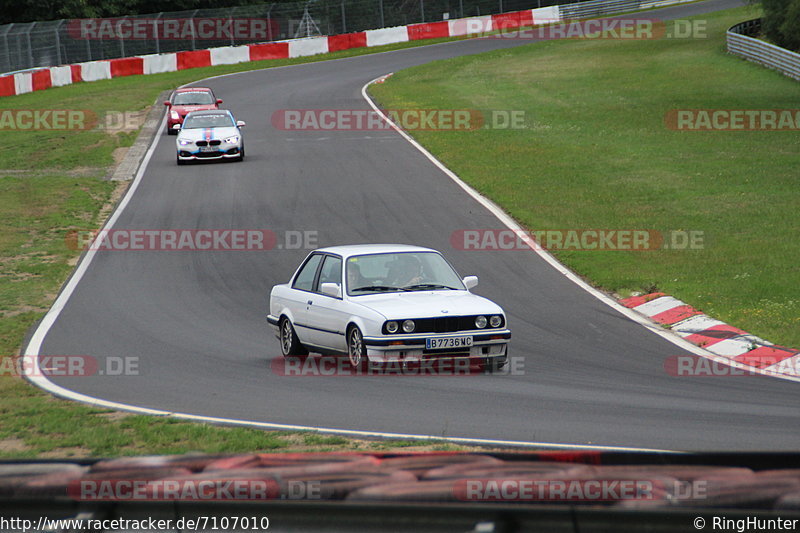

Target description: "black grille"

left=209, top=140, right=221, bottom=146
left=382, top=315, right=504, bottom=335
left=196, top=141, right=207, bottom=146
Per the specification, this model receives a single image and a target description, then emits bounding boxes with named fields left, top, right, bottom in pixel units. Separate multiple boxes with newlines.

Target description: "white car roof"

left=314, top=244, right=437, bottom=258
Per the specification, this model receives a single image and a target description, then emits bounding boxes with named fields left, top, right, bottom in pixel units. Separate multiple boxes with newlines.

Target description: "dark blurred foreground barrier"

left=0, top=451, right=799, bottom=532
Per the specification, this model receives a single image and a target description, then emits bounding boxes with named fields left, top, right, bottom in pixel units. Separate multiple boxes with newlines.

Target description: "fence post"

left=190, top=9, right=199, bottom=50
left=421, top=0, right=425, bottom=23
left=154, top=13, right=162, bottom=54
left=26, top=22, right=36, bottom=70
left=54, top=20, right=64, bottom=65
left=267, top=4, right=274, bottom=41
left=230, top=7, right=235, bottom=46
left=380, top=0, right=385, bottom=27
left=341, top=0, right=346, bottom=33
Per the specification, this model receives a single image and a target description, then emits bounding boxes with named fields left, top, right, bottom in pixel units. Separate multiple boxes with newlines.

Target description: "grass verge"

left=369, top=5, right=800, bottom=348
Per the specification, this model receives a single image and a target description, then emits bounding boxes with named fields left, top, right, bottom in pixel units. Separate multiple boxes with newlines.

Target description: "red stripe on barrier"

left=733, top=346, right=798, bottom=369
left=248, top=42, right=289, bottom=61
left=32, top=70, right=52, bottom=91
left=651, top=305, right=702, bottom=326
left=685, top=324, right=749, bottom=348
left=492, top=10, right=534, bottom=30
left=110, top=57, right=144, bottom=78
left=328, top=32, right=368, bottom=52
left=620, top=293, right=666, bottom=308
left=407, top=21, right=450, bottom=40
left=70, top=65, right=82, bottom=83
left=177, top=50, right=212, bottom=70
left=0, top=75, right=15, bottom=97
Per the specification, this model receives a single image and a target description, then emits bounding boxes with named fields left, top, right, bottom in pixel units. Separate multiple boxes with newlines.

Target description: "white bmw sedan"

left=268, top=244, right=510, bottom=371
left=175, top=109, right=245, bottom=164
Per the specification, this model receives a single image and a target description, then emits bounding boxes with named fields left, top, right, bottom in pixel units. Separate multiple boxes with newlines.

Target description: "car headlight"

left=475, top=315, right=487, bottom=329
left=223, top=135, right=240, bottom=144
left=402, top=320, right=415, bottom=333
left=178, top=139, right=193, bottom=146
left=490, top=315, right=503, bottom=328
left=171, top=111, right=180, bottom=119
left=385, top=321, right=399, bottom=334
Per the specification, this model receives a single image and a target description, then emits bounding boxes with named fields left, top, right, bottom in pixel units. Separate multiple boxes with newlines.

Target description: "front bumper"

left=177, top=143, right=242, bottom=161
left=362, top=330, right=510, bottom=363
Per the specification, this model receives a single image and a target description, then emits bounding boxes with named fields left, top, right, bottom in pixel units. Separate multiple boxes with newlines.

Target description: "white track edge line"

left=361, top=74, right=800, bottom=385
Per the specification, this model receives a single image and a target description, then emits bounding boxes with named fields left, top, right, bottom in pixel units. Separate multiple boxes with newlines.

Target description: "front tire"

left=176, top=155, right=186, bottom=166
left=347, top=326, right=369, bottom=369
left=280, top=317, right=308, bottom=357
left=483, top=354, right=507, bottom=374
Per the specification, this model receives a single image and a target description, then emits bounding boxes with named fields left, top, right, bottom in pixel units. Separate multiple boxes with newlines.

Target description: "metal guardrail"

left=726, top=19, right=800, bottom=81
left=558, top=0, right=640, bottom=20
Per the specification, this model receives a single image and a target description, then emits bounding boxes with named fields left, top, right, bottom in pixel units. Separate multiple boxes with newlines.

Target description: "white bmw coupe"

left=268, top=244, right=510, bottom=371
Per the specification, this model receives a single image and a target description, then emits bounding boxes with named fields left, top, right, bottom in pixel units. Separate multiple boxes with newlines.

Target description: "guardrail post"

left=55, top=20, right=64, bottom=66
left=26, top=22, right=36, bottom=70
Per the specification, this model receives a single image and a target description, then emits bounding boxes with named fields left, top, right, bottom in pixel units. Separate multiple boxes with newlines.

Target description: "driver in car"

left=391, top=255, right=425, bottom=287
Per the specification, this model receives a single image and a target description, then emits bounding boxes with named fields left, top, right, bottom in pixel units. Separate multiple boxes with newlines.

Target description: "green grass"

left=369, top=6, right=800, bottom=348
left=0, top=35, right=484, bottom=458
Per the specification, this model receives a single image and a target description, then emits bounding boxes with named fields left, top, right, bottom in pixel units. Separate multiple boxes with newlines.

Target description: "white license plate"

left=426, top=336, right=473, bottom=350
left=200, top=146, right=216, bottom=152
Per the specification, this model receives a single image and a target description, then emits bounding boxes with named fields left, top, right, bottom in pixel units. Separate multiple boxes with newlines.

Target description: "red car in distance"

left=164, top=88, right=223, bottom=134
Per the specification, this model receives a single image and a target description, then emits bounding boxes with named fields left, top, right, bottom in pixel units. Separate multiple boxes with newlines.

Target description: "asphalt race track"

left=32, top=0, right=800, bottom=451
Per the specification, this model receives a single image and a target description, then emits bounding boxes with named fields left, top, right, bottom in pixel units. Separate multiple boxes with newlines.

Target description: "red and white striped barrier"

left=621, top=293, right=800, bottom=377
left=0, top=7, right=559, bottom=98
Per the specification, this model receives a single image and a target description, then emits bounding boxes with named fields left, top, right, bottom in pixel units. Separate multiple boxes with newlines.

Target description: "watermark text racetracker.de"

left=272, top=109, right=526, bottom=131
left=0, top=110, right=144, bottom=132
left=66, top=229, right=318, bottom=251
left=455, top=478, right=709, bottom=502
left=665, top=109, right=800, bottom=131
left=451, top=229, right=705, bottom=251
left=68, top=17, right=279, bottom=40
left=69, top=478, right=320, bottom=501
left=0, top=355, right=139, bottom=377
left=665, top=355, right=800, bottom=377
left=272, top=356, right=525, bottom=376
left=461, top=17, right=707, bottom=40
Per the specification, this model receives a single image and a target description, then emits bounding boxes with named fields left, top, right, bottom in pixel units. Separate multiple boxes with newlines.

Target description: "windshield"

left=346, top=252, right=465, bottom=295
left=172, top=91, right=215, bottom=105
left=182, top=113, right=234, bottom=129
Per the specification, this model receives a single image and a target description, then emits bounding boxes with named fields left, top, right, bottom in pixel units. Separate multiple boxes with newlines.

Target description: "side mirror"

left=163, top=101, right=171, bottom=107
left=462, top=276, right=478, bottom=289
left=216, top=99, right=223, bottom=104
left=320, top=283, right=342, bottom=298
left=236, top=120, right=246, bottom=128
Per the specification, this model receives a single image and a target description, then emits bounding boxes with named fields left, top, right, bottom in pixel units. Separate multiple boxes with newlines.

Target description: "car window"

left=316, top=255, right=342, bottom=292
left=183, top=113, right=234, bottom=129
left=173, top=91, right=215, bottom=105
left=347, top=252, right=465, bottom=295
left=292, top=254, right=323, bottom=291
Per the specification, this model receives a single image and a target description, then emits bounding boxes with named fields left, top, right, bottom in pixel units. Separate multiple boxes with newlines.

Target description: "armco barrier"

left=0, top=0, right=694, bottom=99
left=727, top=19, right=800, bottom=81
